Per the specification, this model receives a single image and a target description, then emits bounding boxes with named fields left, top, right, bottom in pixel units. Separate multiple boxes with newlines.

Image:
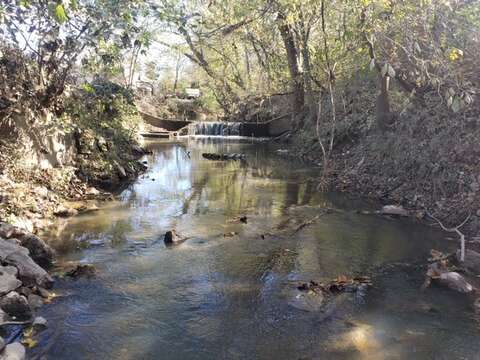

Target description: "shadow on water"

left=33, top=138, right=480, bottom=360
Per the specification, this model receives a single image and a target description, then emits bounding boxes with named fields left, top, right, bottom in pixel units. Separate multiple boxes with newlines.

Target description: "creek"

left=33, top=138, right=480, bottom=359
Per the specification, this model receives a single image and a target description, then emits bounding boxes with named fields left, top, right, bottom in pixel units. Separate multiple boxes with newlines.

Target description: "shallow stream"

left=33, top=139, right=480, bottom=359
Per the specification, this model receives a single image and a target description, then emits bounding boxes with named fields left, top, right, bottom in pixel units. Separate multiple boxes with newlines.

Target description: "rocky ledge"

left=0, top=222, right=55, bottom=359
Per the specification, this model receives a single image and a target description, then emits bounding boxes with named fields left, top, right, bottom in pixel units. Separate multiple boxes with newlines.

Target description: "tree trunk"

left=376, top=73, right=394, bottom=131
left=277, top=12, right=305, bottom=114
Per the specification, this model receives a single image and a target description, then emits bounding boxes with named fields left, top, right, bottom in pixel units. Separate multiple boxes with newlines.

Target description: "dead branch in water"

left=291, top=215, right=321, bottom=234
left=427, top=211, right=471, bottom=262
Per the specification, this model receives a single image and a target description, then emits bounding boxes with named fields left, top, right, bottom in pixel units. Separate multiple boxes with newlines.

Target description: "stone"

left=0, top=223, right=21, bottom=239
left=457, top=249, right=480, bottom=274
left=54, top=206, right=78, bottom=218
left=66, top=264, right=96, bottom=279
left=34, top=286, right=50, bottom=299
left=164, top=230, right=187, bottom=245
left=97, top=136, right=108, bottom=152
left=85, top=187, right=100, bottom=196
left=17, top=287, right=31, bottom=298
left=0, top=342, right=26, bottom=360
left=0, top=238, right=53, bottom=288
left=15, top=233, right=54, bottom=267
left=437, top=272, right=474, bottom=293
left=0, top=266, right=21, bottom=296
left=0, top=292, right=32, bottom=319
left=32, top=316, right=48, bottom=331
left=0, top=309, right=10, bottom=324
left=381, top=205, right=409, bottom=217
left=288, top=289, right=325, bottom=312
left=27, top=294, right=43, bottom=310
left=33, top=186, right=49, bottom=199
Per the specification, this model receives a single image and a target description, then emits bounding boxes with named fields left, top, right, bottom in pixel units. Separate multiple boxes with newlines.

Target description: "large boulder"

left=0, top=292, right=32, bottom=320
left=0, top=223, right=54, bottom=267
left=0, top=266, right=21, bottom=296
left=0, top=238, right=53, bottom=288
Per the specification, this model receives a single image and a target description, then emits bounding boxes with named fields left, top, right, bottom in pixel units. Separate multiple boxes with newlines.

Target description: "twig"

left=427, top=211, right=471, bottom=262
left=291, top=215, right=321, bottom=234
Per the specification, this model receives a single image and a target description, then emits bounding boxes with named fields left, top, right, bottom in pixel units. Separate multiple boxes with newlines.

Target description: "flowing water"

left=33, top=139, right=480, bottom=359
left=189, top=122, right=242, bottom=136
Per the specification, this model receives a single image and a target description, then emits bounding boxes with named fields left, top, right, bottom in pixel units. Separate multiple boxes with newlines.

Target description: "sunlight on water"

left=34, top=139, right=480, bottom=360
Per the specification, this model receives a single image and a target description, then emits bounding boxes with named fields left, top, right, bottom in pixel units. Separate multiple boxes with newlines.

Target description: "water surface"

left=34, top=139, right=479, bottom=359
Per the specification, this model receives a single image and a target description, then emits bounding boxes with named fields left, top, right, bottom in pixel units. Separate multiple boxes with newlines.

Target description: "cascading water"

left=189, top=121, right=242, bottom=136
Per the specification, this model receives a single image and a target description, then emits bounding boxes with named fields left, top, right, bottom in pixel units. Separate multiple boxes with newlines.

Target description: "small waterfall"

left=189, top=122, right=242, bottom=136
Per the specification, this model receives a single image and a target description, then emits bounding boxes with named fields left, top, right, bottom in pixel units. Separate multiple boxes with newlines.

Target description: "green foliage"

left=65, top=79, right=140, bottom=141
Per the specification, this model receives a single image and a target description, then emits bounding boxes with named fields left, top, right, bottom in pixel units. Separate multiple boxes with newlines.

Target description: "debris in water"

left=202, top=153, right=246, bottom=161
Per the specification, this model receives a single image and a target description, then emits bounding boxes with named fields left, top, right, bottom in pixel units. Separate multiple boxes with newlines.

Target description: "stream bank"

left=227, top=91, right=480, bottom=238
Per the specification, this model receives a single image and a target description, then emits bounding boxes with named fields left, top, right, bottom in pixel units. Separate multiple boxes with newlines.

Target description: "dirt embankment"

left=0, top=48, right=149, bottom=234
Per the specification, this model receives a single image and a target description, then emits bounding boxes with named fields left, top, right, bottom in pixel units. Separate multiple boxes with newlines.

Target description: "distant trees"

left=150, top=0, right=479, bottom=129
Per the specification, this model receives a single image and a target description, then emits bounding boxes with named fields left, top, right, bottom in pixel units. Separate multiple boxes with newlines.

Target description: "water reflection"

left=34, top=139, right=480, bottom=359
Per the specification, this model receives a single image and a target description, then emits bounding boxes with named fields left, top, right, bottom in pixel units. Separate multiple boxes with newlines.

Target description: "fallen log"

left=202, top=153, right=246, bottom=161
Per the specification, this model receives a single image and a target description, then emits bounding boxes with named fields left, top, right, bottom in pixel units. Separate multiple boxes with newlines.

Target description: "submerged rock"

left=0, top=292, right=32, bottom=319
left=66, top=264, right=97, bottom=279
left=288, top=289, right=325, bottom=312
left=0, top=342, right=26, bottom=360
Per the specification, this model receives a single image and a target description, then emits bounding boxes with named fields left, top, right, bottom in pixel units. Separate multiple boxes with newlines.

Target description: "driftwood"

left=427, top=212, right=471, bottom=262
left=202, top=153, right=246, bottom=161
left=291, top=215, right=321, bottom=234
left=261, top=209, right=335, bottom=239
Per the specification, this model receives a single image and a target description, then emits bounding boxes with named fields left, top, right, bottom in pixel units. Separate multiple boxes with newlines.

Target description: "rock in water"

left=380, top=205, right=409, bottom=217
left=53, top=206, right=78, bottom=218
left=288, top=289, right=325, bottom=312
left=437, top=272, right=474, bottom=293
left=457, top=249, right=480, bottom=274
left=1, top=342, right=26, bottom=360
left=66, top=264, right=96, bottom=279
left=32, top=316, right=48, bottom=332
left=27, top=294, right=44, bottom=310
left=164, top=230, right=187, bottom=245
left=0, top=238, right=53, bottom=288
left=0, top=292, right=32, bottom=320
